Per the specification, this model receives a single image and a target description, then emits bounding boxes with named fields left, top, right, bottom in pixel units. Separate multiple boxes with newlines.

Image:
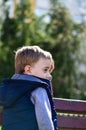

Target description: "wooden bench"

left=0, top=98, right=86, bottom=130
left=54, top=98, right=86, bottom=130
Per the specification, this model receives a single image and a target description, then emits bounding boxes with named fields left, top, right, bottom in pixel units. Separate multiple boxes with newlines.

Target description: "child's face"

left=25, top=58, right=52, bottom=80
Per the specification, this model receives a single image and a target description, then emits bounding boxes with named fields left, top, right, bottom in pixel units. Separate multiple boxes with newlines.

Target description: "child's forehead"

left=39, top=57, right=51, bottom=62
left=39, top=58, right=54, bottom=70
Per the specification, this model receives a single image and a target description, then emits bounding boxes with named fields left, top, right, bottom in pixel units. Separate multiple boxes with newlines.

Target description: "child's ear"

left=24, top=65, right=31, bottom=74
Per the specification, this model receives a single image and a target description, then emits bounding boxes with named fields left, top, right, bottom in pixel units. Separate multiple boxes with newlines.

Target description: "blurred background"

left=0, top=0, right=86, bottom=100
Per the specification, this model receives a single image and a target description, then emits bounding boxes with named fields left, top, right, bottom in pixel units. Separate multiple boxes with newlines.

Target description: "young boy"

left=0, top=46, right=58, bottom=130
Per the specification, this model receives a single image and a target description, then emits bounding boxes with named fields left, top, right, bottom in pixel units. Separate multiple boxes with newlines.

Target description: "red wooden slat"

left=58, top=116, right=86, bottom=129
left=53, top=98, right=86, bottom=114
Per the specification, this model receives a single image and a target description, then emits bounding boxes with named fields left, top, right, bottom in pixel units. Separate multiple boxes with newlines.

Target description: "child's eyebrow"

left=44, top=66, right=50, bottom=69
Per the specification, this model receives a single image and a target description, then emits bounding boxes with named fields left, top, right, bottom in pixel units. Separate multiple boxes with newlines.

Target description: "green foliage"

left=41, top=1, right=83, bottom=99
left=0, top=0, right=86, bottom=99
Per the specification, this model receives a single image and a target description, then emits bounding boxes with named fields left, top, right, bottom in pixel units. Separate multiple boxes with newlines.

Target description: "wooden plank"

left=54, top=98, right=86, bottom=114
left=58, top=116, right=86, bottom=129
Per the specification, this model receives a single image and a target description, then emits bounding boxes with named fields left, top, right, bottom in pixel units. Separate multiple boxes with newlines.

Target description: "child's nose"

left=47, top=74, right=52, bottom=81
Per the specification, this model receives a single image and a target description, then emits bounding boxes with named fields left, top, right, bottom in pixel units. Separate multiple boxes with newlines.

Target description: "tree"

left=0, top=0, right=49, bottom=81
left=42, top=0, right=85, bottom=99
left=0, top=0, right=86, bottom=99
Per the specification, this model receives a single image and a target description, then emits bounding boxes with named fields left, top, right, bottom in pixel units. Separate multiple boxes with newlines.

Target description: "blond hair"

left=15, top=45, right=54, bottom=73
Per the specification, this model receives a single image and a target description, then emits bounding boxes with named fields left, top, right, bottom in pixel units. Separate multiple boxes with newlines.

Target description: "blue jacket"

left=0, top=75, right=58, bottom=130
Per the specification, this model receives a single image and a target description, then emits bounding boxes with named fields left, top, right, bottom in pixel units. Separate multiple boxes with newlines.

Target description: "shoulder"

left=32, top=88, right=48, bottom=99
left=31, top=88, right=49, bottom=104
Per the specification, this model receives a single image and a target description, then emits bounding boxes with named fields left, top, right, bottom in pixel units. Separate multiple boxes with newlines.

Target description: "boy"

left=0, top=46, right=58, bottom=130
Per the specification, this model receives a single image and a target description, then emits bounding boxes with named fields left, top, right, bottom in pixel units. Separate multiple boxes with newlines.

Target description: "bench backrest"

left=0, top=98, right=86, bottom=129
left=54, top=98, right=86, bottom=130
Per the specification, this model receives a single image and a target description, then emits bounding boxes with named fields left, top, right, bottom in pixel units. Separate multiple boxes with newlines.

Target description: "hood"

left=0, top=74, right=50, bottom=107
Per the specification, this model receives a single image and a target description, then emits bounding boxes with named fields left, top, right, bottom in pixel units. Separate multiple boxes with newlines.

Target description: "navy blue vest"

left=0, top=77, right=58, bottom=130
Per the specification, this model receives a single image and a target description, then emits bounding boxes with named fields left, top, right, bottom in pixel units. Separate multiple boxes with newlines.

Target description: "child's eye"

left=44, top=69, right=48, bottom=72
left=43, top=68, right=49, bottom=72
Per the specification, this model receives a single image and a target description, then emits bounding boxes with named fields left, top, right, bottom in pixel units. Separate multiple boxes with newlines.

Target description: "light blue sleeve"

left=31, top=88, right=54, bottom=130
